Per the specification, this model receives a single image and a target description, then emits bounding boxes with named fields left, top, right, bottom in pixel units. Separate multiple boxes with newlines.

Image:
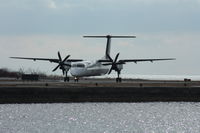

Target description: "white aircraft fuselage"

left=69, top=60, right=110, bottom=77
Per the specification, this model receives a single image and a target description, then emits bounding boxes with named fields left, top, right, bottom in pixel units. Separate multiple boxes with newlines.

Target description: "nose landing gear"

left=74, top=77, right=79, bottom=82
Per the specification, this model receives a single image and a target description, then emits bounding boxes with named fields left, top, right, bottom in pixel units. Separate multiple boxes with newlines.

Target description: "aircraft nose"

left=70, top=68, right=83, bottom=77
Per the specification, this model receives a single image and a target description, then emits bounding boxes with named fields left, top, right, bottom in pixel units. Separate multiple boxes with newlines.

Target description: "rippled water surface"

left=0, top=103, right=200, bottom=133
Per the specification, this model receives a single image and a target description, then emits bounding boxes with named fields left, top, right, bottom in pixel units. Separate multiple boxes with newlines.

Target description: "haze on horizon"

left=0, top=0, right=200, bottom=76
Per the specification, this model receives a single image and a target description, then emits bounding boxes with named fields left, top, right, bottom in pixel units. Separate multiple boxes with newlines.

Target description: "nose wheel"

left=74, top=77, right=79, bottom=82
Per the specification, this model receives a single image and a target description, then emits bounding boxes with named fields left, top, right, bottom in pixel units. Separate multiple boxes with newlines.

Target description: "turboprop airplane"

left=11, top=35, right=175, bottom=82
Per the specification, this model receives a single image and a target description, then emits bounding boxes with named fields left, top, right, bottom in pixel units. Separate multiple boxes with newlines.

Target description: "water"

left=0, top=103, right=200, bottom=133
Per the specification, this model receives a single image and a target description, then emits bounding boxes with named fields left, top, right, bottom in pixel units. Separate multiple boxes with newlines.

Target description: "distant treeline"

left=0, top=68, right=47, bottom=78
left=0, top=68, right=20, bottom=78
left=0, top=68, right=63, bottom=80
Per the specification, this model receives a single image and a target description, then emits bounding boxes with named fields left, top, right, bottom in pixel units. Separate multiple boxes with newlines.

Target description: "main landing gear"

left=116, top=77, right=122, bottom=82
left=64, top=77, right=70, bottom=82
left=64, top=71, right=70, bottom=82
left=116, top=70, right=122, bottom=83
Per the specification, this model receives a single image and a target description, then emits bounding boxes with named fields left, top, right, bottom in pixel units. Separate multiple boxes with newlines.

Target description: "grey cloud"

left=0, top=0, right=199, bottom=35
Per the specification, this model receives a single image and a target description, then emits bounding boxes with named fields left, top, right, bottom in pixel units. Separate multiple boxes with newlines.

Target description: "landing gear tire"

left=116, top=77, right=122, bottom=83
left=64, top=77, right=70, bottom=82
left=74, top=77, right=79, bottom=82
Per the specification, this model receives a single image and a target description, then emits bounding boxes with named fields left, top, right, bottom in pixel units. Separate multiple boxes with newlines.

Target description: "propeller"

left=103, top=53, right=124, bottom=74
left=52, top=51, right=71, bottom=75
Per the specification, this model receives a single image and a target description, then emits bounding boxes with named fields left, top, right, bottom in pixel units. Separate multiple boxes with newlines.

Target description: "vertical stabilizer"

left=105, top=35, right=112, bottom=59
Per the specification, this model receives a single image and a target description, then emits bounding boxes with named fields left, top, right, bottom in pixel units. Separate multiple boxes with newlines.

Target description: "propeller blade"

left=52, top=65, right=60, bottom=72
left=59, top=65, right=66, bottom=75
left=62, top=69, right=65, bottom=75
left=63, top=55, right=70, bottom=62
left=58, top=51, right=62, bottom=61
left=108, top=68, right=113, bottom=74
left=52, top=52, right=72, bottom=75
left=114, top=53, right=120, bottom=63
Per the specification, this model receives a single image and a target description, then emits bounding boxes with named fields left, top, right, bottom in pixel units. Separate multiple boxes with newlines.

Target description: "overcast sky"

left=0, top=0, right=200, bottom=76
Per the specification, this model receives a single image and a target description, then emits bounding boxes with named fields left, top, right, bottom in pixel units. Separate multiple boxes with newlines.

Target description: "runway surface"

left=0, top=78, right=200, bottom=103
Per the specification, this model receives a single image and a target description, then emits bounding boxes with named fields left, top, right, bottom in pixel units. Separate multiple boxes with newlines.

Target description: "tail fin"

left=83, top=35, right=136, bottom=59
left=105, top=35, right=111, bottom=59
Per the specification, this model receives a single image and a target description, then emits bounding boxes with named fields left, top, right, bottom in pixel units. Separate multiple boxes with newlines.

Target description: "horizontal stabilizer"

left=83, top=35, right=136, bottom=38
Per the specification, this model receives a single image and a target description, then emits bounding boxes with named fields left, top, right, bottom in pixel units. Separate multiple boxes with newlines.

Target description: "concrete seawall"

left=0, top=85, right=200, bottom=103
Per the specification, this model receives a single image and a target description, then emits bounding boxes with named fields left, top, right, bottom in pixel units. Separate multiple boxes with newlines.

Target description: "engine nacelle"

left=117, top=64, right=123, bottom=71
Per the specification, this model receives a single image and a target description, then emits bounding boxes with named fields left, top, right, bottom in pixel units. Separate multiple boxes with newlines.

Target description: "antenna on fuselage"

left=83, top=35, right=136, bottom=59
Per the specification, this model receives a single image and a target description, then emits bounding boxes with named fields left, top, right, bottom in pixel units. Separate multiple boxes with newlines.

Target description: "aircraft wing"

left=98, top=59, right=111, bottom=62
left=10, top=57, right=83, bottom=63
left=118, top=58, right=175, bottom=64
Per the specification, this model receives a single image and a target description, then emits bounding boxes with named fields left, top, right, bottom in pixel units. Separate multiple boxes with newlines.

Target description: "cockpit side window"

left=72, top=63, right=85, bottom=68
